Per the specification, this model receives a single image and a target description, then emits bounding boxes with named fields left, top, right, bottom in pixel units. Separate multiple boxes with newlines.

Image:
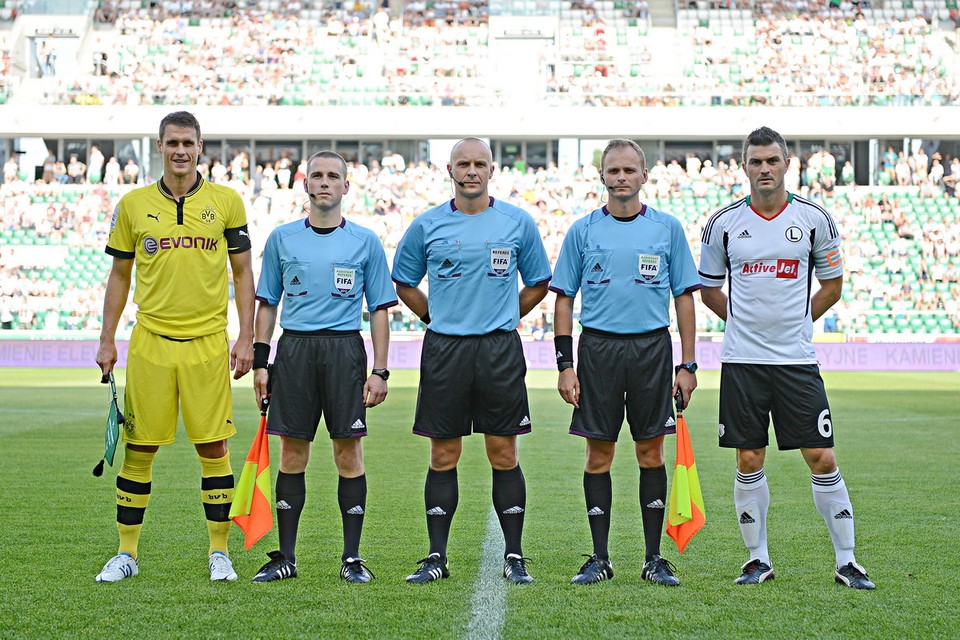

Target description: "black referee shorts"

left=570, top=327, right=675, bottom=442
left=412, top=329, right=531, bottom=439
left=267, top=330, right=368, bottom=441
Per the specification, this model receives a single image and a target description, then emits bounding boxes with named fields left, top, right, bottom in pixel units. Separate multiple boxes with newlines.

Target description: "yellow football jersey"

left=106, top=174, right=251, bottom=338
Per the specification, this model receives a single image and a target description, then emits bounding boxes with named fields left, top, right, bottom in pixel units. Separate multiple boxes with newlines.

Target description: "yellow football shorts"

left=123, top=325, right=237, bottom=445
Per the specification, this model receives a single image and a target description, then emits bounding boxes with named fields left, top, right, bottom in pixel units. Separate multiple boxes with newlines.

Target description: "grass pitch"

left=0, top=368, right=957, bottom=639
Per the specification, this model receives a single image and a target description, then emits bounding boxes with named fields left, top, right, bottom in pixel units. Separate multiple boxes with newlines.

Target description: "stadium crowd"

left=2, top=147, right=958, bottom=335
left=28, top=0, right=960, bottom=108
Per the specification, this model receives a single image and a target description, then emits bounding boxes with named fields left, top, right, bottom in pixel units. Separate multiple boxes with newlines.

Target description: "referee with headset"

left=250, top=150, right=397, bottom=584
left=392, top=138, right=552, bottom=585
left=552, top=139, right=701, bottom=587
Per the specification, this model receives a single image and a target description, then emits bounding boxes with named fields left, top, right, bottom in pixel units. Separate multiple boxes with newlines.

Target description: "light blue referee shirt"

left=550, top=205, right=701, bottom=334
left=392, top=197, right=552, bottom=336
left=256, top=218, right=398, bottom=331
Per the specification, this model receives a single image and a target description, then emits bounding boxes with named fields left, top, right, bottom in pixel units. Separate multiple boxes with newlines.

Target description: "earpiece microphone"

left=449, top=171, right=466, bottom=187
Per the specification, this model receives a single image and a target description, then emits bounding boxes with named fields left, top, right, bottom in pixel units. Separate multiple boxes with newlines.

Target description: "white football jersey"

left=699, top=194, right=843, bottom=364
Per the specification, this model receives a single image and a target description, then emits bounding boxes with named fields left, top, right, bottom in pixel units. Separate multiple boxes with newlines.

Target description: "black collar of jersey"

left=158, top=171, right=204, bottom=202
left=602, top=203, right=646, bottom=222
left=450, top=196, right=495, bottom=212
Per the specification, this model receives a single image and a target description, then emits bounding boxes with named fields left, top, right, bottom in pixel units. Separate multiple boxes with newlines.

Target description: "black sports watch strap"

left=674, top=361, right=698, bottom=375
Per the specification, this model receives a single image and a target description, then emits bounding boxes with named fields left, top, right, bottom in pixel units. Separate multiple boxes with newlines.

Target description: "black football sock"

left=492, top=465, right=527, bottom=557
left=583, top=470, right=613, bottom=560
left=275, top=471, right=306, bottom=565
left=639, top=465, right=667, bottom=561
left=338, top=474, right=367, bottom=561
left=425, top=467, right=458, bottom=559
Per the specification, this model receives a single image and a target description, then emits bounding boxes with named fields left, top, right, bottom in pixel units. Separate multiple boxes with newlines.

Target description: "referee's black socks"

left=583, top=471, right=613, bottom=560
left=276, top=471, right=306, bottom=565
left=493, top=465, right=527, bottom=558
left=424, top=467, right=458, bottom=559
left=639, top=465, right=668, bottom=561
left=338, top=474, right=367, bottom=561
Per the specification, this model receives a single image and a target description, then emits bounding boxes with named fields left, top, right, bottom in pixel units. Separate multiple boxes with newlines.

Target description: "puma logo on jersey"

left=147, top=212, right=160, bottom=221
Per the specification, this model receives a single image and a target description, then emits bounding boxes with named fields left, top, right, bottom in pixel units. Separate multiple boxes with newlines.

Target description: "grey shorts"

left=569, top=327, right=675, bottom=442
left=267, top=330, right=368, bottom=441
left=413, top=329, right=531, bottom=439
left=718, top=363, right=834, bottom=451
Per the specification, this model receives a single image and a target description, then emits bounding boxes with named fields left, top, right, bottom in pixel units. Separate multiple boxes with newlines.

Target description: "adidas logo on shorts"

left=519, top=415, right=531, bottom=427
left=350, top=419, right=365, bottom=430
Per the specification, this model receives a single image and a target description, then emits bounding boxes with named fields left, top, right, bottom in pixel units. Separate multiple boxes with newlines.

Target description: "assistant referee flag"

left=667, top=396, right=705, bottom=553
left=229, top=410, right=273, bottom=550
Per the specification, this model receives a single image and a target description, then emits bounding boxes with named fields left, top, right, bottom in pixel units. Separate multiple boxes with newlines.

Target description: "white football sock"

left=812, top=469, right=856, bottom=568
left=735, top=468, right=770, bottom=567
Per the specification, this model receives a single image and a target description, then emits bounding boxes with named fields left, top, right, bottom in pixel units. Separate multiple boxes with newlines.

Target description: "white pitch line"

left=465, top=508, right=507, bottom=640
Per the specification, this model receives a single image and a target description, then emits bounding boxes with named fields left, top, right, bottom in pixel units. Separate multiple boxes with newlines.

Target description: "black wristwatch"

left=675, top=361, right=698, bottom=375
left=558, top=361, right=574, bottom=372
left=371, top=368, right=390, bottom=381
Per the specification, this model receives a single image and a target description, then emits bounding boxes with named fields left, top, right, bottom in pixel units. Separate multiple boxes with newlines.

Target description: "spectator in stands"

left=88, top=145, right=105, bottom=184
left=42, top=150, right=57, bottom=184
left=67, top=155, right=87, bottom=184
left=123, top=159, right=140, bottom=184
left=53, top=159, right=68, bottom=185
left=4, top=156, right=19, bottom=184
left=104, top=156, right=122, bottom=185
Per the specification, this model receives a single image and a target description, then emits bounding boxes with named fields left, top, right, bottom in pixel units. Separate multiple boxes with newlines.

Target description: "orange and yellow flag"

left=229, top=412, right=273, bottom=550
left=667, top=405, right=705, bottom=554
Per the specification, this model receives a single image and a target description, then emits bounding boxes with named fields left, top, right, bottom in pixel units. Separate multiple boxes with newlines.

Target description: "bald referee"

left=250, top=151, right=397, bottom=584
left=552, top=139, right=700, bottom=587
left=393, top=138, right=551, bottom=585
left=95, top=111, right=255, bottom=583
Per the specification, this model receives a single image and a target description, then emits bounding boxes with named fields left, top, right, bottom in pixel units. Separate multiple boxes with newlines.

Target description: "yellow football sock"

left=116, top=448, right=156, bottom=559
left=199, top=453, right=235, bottom=555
